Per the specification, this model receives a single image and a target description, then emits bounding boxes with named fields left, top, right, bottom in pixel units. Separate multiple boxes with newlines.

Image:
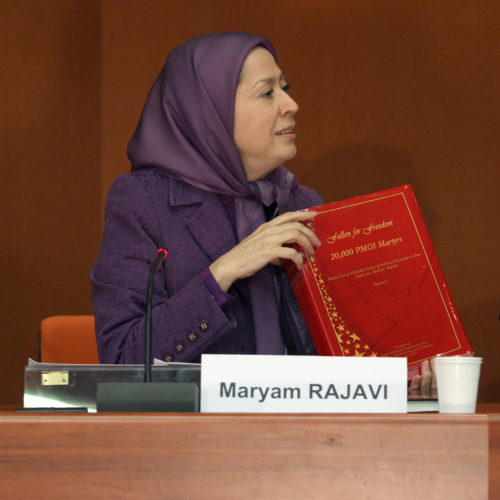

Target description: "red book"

left=286, top=185, right=473, bottom=376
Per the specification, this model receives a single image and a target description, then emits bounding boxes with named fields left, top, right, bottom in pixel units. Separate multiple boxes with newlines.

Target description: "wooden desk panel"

left=490, top=413, right=500, bottom=499
left=0, top=413, right=489, bottom=499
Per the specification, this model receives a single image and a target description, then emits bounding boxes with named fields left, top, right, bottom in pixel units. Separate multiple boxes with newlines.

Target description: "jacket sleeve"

left=90, top=174, right=237, bottom=364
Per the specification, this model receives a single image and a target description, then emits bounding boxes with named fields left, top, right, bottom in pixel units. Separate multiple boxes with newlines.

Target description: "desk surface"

left=0, top=404, right=498, bottom=499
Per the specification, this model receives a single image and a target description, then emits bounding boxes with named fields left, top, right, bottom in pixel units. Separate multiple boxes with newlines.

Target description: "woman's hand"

left=408, top=359, right=437, bottom=397
left=209, top=210, right=321, bottom=292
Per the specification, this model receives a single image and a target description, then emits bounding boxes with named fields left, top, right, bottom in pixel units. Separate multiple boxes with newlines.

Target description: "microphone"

left=145, top=248, right=168, bottom=382
left=96, top=248, right=199, bottom=412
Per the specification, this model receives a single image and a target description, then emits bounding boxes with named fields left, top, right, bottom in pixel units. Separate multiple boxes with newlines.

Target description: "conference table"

left=0, top=403, right=498, bottom=499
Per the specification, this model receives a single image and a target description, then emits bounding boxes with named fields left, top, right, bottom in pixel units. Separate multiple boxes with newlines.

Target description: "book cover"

left=286, top=185, right=473, bottom=376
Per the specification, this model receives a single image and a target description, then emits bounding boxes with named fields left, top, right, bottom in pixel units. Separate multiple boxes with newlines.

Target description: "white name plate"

left=200, top=354, right=407, bottom=413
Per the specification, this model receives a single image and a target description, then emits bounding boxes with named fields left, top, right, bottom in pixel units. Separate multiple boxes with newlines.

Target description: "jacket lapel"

left=169, top=178, right=236, bottom=261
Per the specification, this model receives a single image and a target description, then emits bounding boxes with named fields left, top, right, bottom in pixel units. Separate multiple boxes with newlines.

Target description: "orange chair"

left=39, top=315, right=100, bottom=364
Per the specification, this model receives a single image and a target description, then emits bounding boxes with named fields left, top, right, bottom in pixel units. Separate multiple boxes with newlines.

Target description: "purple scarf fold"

left=127, top=32, right=297, bottom=354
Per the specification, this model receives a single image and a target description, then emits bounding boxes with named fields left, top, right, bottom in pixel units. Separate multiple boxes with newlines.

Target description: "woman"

left=91, top=32, right=322, bottom=364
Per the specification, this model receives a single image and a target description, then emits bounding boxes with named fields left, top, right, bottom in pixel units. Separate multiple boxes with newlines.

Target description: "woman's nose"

left=279, top=92, right=299, bottom=116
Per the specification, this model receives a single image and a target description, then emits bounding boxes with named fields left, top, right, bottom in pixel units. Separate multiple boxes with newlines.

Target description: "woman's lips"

left=276, top=124, right=296, bottom=137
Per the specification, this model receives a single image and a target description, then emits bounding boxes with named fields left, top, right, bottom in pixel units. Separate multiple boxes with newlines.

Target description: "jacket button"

left=164, top=355, right=174, bottom=362
left=187, top=332, right=198, bottom=342
left=199, top=320, right=209, bottom=332
left=175, top=343, right=184, bottom=352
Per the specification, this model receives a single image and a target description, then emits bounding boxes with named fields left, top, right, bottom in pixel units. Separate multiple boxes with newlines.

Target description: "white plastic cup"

left=435, top=356, right=482, bottom=413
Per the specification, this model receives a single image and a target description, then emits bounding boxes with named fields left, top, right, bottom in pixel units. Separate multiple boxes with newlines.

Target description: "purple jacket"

left=91, top=167, right=322, bottom=364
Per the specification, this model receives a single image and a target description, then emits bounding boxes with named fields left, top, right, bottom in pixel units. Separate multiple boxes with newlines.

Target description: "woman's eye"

left=262, top=83, right=291, bottom=99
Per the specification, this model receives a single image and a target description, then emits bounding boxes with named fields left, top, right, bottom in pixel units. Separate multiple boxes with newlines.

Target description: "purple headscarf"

left=127, top=32, right=298, bottom=353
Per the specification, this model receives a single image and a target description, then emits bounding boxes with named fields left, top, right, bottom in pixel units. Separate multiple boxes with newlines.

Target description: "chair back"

left=39, top=315, right=99, bottom=364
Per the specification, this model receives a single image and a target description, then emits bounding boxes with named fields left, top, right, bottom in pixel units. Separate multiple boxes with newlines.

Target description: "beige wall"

left=1, top=0, right=498, bottom=404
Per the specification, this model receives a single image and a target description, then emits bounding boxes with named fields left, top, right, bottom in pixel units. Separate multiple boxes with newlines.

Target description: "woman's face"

left=234, top=47, right=299, bottom=182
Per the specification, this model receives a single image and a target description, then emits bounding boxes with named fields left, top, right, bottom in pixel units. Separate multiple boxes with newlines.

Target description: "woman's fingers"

left=210, top=210, right=321, bottom=291
left=267, top=209, right=318, bottom=225
left=257, top=223, right=320, bottom=256
left=408, top=359, right=438, bottom=397
left=255, top=210, right=318, bottom=236
left=419, top=360, right=432, bottom=396
left=268, top=245, right=305, bottom=270
left=408, top=375, right=422, bottom=396
left=252, top=211, right=321, bottom=250
left=429, top=358, right=437, bottom=397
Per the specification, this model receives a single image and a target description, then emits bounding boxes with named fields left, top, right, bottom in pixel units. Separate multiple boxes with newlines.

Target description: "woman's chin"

left=244, top=150, right=298, bottom=181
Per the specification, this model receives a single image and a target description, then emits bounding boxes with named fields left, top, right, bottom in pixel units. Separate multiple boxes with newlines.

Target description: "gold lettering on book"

left=363, top=220, right=394, bottom=235
left=384, top=340, right=434, bottom=358
left=327, top=221, right=394, bottom=246
left=327, top=252, right=422, bottom=281
left=329, top=237, right=403, bottom=262
left=326, top=230, right=351, bottom=244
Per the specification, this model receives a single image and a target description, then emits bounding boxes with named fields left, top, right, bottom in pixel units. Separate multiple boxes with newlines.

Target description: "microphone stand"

left=96, top=249, right=199, bottom=412
left=145, top=249, right=168, bottom=382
